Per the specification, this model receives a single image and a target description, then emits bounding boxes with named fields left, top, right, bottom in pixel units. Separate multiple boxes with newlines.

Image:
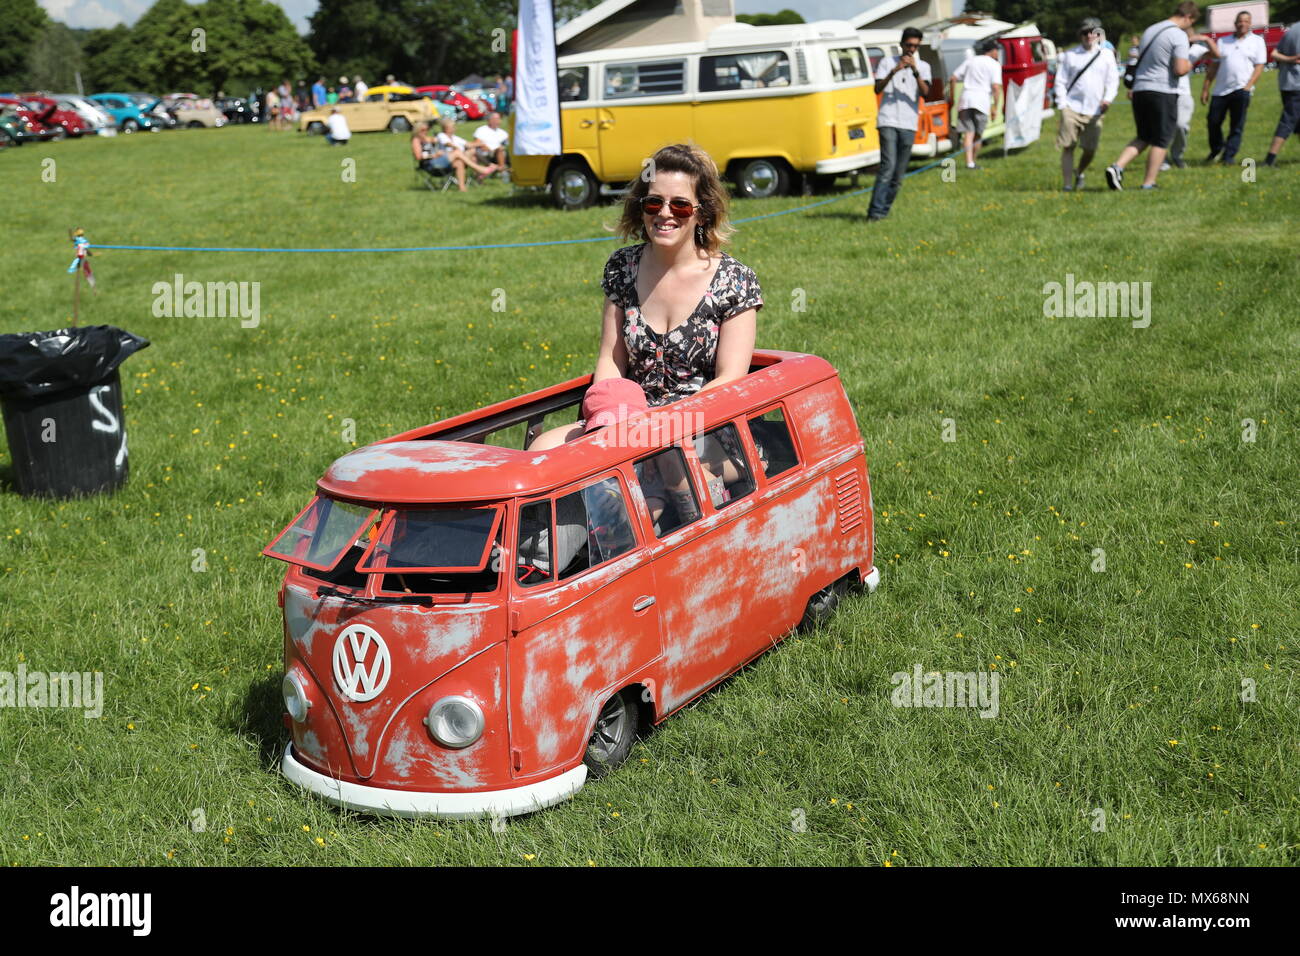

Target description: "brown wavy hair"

left=615, top=143, right=733, bottom=254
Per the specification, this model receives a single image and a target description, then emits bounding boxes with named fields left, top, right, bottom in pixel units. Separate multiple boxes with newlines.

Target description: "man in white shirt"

left=1201, top=10, right=1268, bottom=164
left=868, top=27, right=931, bottom=220
left=1054, top=17, right=1119, bottom=190
left=950, top=38, right=1002, bottom=169
left=1169, top=29, right=1210, bottom=168
left=471, top=111, right=510, bottom=174
left=324, top=107, right=350, bottom=146
left=1106, top=2, right=1199, bottom=190
left=353, top=76, right=368, bottom=101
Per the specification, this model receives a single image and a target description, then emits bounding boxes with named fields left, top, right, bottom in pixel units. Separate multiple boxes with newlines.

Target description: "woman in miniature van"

left=529, top=143, right=763, bottom=520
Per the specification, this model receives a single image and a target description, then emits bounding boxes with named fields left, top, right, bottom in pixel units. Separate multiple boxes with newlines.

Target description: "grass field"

left=1, top=93, right=1297, bottom=867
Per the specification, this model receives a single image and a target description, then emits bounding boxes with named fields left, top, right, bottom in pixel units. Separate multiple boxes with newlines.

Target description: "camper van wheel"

left=800, top=578, right=848, bottom=630
left=734, top=158, right=789, bottom=199
left=550, top=161, right=597, bottom=211
left=388, top=116, right=412, bottom=133
left=584, top=688, right=641, bottom=777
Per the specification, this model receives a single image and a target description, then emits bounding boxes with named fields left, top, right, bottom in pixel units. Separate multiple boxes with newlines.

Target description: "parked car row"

left=0, top=90, right=234, bottom=147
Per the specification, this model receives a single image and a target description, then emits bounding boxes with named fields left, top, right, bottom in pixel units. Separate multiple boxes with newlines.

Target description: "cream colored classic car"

left=298, top=85, right=435, bottom=134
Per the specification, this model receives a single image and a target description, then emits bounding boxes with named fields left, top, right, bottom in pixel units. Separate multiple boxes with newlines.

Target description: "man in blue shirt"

left=311, top=77, right=326, bottom=109
left=1264, top=20, right=1300, bottom=165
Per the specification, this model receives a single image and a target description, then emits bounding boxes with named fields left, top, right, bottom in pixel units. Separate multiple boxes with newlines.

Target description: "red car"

left=415, top=85, right=487, bottom=120
left=264, top=349, right=878, bottom=818
left=0, top=97, right=63, bottom=140
left=13, top=95, right=86, bottom=138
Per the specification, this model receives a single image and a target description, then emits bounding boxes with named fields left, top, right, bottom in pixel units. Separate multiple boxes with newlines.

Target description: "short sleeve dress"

left=601, top=243, right=763, bottom=408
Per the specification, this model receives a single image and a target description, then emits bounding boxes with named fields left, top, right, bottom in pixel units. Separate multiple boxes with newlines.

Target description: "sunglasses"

left=639, top=195, right=697, bottom=217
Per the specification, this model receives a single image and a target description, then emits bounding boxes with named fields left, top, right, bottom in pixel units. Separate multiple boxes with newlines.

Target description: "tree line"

left=2, top=0, right=602, bottom=96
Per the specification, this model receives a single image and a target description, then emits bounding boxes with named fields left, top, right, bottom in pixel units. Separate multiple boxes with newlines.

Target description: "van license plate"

left=848, top=127, right=865, bottom=140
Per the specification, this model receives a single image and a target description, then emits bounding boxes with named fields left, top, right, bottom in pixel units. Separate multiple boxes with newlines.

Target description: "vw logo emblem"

left=332, top=624, right=391, bottom=702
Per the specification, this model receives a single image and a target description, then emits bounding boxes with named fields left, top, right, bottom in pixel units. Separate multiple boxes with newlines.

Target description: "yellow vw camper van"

left=512, top=20, right=881, bottom=209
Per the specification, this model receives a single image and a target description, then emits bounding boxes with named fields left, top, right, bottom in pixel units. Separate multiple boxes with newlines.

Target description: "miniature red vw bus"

left=263, top=350, right=877, bottom=819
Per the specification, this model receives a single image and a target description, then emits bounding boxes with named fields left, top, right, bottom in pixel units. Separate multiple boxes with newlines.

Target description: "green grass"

left=1, top=96, right=1296, bottom=866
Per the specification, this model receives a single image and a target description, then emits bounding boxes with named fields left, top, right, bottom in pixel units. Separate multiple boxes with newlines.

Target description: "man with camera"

left=1055, top=17, right=1119, bottom=190
left=868, top=27, right=932, bottom=221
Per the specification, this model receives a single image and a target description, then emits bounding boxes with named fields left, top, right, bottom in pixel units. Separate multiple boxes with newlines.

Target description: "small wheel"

left=50, top=126, right=68, bottom=141
left=584, top=688, right=641, bottom=777
left=733, top=157, right=789, bottom=199
left=306, top=120, right=324, bottom=135
left=549, top=160, right=598, bottom=210
left=799, top=578, right=848, bottom=629
left=388, top=116, right=411, bottom=133
left=122, top=118, right=139, bottom=134
left=187, top=120, right=203, bottom=129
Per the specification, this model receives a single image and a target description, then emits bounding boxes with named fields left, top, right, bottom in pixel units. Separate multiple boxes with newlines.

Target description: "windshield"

left=357, top=507, right=502, bottom=573
left=263, top=496, right=378, bottom=571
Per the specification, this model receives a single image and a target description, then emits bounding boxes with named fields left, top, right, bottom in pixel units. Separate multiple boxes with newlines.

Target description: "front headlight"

left=282, top=672, right=311, bottom=723
left=424, top=696, right=484, bottom=749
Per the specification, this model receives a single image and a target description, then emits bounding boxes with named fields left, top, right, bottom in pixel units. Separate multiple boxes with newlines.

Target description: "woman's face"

left=643, top=169, right=699, bottom=250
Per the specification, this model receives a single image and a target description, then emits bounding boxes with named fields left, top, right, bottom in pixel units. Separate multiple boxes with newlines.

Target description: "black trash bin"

left=0, top=326, right=150, bottom=498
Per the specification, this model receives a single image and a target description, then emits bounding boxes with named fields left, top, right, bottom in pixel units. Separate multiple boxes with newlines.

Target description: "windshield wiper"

left=315, top=585, right=432, bottom=606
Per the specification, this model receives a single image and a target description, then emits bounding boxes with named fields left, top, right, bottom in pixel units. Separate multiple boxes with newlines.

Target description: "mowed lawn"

left=1, top=91, right=1296, bottom=867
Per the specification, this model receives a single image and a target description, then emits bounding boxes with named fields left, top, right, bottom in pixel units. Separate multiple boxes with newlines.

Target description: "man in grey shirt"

left=1264, top=20, right=1300, bottom=165
left=1106, top=2, right=1200, bottom=190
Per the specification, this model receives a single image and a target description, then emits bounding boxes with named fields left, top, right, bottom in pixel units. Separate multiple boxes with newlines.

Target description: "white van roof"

left=558, top=18, right=866, bottom=64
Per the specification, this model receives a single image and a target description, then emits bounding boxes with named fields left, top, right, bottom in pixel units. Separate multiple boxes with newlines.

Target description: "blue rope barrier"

left=94, top=156, right=949, bottom=254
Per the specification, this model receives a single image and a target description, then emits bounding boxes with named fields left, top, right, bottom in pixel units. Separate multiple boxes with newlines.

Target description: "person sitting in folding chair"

left=470, top=111, right=511, bottom=179
left=435, top=117, right=497, bottom=191
left=411, top=122, right=453, bottom=190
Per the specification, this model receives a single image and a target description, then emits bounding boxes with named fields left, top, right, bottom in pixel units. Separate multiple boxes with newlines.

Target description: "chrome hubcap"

left=561, top=171, right=590, bottom=204
left=588, top=695, right=627, bottom=761
left=745, top=162, right=778, bottom=196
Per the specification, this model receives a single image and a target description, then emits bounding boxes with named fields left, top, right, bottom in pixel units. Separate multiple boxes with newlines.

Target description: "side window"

left=748, top=407, right=800, bottom=480
left=866, top=46, right=886, bottom=73
left=605, top=60, right=685, bottom=98
left=829, top=47, right=868, bottom=82
left=695, top=423, right=756, bottom=509
left=634, top=446, right=703, bottom=537
left=515, top=499, right=554, bottom=587
left=557, top=476, right=637, bottom=579
left=560, top=67, right=589, bottom=101
left=699, top=51, right=791, bottom=92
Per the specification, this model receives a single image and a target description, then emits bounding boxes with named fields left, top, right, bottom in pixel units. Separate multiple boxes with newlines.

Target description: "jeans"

left=868, top=126, right=915, bottom=219
left=1207, top=89, right=1251, bottom=162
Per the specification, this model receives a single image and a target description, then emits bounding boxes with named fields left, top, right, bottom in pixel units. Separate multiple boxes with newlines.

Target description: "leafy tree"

left=82, top=24, right=141, bottom=91
left=0, top=0, right=49, bottom=89
left=26, top=20, right=85, bottom=91
left=199, top=0, right=316, bottom=92
left=130, top=0, right=209, bottom=91
left=736, top=9, right=806, bottom=26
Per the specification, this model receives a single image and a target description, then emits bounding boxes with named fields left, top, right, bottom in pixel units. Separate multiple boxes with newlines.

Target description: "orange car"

left=264, top=350, right=877, bottom=819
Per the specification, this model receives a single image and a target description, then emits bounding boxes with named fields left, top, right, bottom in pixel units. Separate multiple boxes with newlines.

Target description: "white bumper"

left=816, top=150, right=880, bottom=174
left=281, top=743, right=588, bottom=820
left=865, top=566, right=881, bottom=592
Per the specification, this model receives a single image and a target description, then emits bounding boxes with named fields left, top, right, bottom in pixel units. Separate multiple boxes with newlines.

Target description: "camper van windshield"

left=264, top=496, right=378, bottom=572
left=357, top=506, right=503, bottom=573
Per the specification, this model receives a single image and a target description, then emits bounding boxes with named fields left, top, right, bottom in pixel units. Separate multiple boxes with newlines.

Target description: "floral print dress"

left=601, top=243, right=763, bottom=407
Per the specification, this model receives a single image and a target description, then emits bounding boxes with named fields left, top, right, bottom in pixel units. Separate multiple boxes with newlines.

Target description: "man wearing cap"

left=1201, top=9, right=1268, bottom=165
left=1055, top=17, right=1119, bottom=190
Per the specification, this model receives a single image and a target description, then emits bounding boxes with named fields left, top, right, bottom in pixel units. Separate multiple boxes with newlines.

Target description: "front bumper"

left=281, top=742, right=588, bottom=819
left=815, top=150, right=880, bottom=174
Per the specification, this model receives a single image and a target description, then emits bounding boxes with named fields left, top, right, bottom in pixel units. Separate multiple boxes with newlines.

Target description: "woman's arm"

left=410, top=136, right=423, bottom=160
left=593, top=296, right=629, bottom=382
left=697, top=307, right=756, bottom=393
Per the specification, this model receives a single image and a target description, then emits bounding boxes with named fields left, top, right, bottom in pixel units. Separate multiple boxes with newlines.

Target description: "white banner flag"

left=515, top=0, right=562, bottom=156
left=1004, top=72, right=1047, bottom=149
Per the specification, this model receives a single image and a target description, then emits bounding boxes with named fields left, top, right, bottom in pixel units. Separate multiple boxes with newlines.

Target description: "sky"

left=39, top=0, right=915, bottom=34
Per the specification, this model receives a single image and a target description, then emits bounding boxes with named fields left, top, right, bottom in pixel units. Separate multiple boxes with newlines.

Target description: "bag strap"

left=1133, top=23, right=1180, bottom=75
left=1066, top=49, right=1104, bottom=93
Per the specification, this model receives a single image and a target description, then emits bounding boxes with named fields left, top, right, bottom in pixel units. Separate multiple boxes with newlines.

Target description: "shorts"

left=1132, top=90, right=1178, bottom=149
left=1274, top=90, right=1300, bottom=140
left=421, top=155, right=452, bottom=173
left=957, top=108, right=988, bottom=136
left=1056, top=106, right=1103, bottom=151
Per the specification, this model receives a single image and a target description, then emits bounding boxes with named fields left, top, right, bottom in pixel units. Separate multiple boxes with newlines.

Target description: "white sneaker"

left=1159, top=161, right=1171, bottom=171
left=1074, top=172, right=1085, bottom=190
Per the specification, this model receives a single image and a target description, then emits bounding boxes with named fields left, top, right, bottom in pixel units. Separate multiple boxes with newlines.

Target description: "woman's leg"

left=527, top=422, right=585, bottom=450
left=453, top=156, right=467, bottom=190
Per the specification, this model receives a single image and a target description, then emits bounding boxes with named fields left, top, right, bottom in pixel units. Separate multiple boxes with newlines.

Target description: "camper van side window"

left=828, top=47, right=868, bottom=82
left=556, top=476, right=637, bottom=580
left=634, top=446, right=703, bottom=538
left=560, top=67, right=589, bottom=101
left=865, top=47, right=886, bottom=73
left=747, top=407, right=800, bottom=480
left=515, top=499, right=554, bottom=587
left=699, top=51, right=791, bottom=92
left=605, top=60, right=685, bottom=98
left=696, top=423, right=756, bottom=509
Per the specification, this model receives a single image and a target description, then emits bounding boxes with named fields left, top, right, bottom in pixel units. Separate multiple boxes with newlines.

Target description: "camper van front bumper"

left=282, top=743, right=588, bottom=819
left=816, top=151, right=880, bottom=174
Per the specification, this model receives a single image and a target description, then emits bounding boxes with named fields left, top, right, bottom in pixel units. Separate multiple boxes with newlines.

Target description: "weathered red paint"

left=266, top=350, right=877, bottom=816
